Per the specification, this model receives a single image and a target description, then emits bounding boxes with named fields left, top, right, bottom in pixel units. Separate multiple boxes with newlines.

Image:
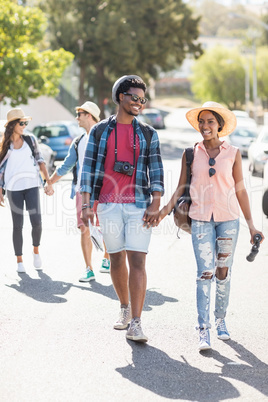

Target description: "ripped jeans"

left=191, top=218, right=239, bottom=329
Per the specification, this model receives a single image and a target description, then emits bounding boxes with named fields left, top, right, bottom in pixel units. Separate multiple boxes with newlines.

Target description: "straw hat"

left=112, top=75, right=142, bottom=105
left=5, top=108, right=32, bottom=127
left=186, top=101, right=237, bottom=137
left=75, top=101, right=101, bottom=122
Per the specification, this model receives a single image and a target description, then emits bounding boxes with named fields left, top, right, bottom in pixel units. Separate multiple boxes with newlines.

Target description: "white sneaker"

left=33, top=253, right=42, bottom=270
left=113, top=304, right=132, bottom=330
left=126, top=318, right=148, bottom=343
left=198, top=329, right=211, bottom=351
left=17, top=262, right=26, bottom=273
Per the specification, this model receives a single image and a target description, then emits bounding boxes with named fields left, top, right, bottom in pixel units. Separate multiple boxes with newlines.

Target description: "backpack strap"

left=22, top=134, right=35, bottom=158
left=136, top=121, right=153, bottom=149
left=184, top=146, right=194, bottom=199
left=95, top=116, right=114, bottom=146
left=72, top=133, right=86, bottom=185
left=73, top=133, right=85, bottom=158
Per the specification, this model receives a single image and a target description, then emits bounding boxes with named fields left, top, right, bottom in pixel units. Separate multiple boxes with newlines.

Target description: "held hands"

left=143, top=201, right=161, bottom=228
left=143, top=204, right=171, bottom=228
left=44, top=183, right=54, bottom=196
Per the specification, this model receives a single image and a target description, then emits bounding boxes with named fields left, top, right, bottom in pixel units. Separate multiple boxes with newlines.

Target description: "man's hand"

left=81, top=207, right=94, bottom=226
left=143, top=198, right=161, bottom=228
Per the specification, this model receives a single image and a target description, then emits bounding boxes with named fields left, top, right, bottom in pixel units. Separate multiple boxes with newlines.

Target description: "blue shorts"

left=97, top=203, right=152, bottom=254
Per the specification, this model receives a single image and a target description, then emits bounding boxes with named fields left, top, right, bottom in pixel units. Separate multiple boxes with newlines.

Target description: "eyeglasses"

left=76, top=112, right=88, bottom=118
left=209, top=157, right=216, bottom=177
left=123, top=93, right=148, bottom=105
left=19, top=121, right=29, bottom=126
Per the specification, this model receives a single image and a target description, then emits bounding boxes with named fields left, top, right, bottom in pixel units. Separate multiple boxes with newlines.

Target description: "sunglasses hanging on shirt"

left=209, top=157, right=216, bottom=177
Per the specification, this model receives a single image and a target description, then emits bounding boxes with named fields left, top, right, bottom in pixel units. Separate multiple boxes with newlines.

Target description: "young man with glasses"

left=48, top=101, right=110, bottom=281
left=80, top=75, right=164, bottom=342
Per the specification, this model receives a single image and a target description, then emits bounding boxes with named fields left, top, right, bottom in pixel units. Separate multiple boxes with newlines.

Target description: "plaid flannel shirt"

left=80, top=115, right=164, bottom=208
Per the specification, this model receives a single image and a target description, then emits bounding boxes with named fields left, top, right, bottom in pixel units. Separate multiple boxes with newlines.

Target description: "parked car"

left=227, top=126, right=258, bottom=157
left=263, top=161, right=268, bottom=217
left=232, top=110, right=258, bottom=129
left=142, top=108, right=165, bottom=129
left=248, top=126, right=268, bottom=177
left=136, top=113, right=152, bottom=125
left=32, top=121, right=82, bottom=160
left=0, top=121, right=55, bottom=175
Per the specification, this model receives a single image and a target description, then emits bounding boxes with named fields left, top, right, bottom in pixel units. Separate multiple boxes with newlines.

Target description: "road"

left=0, top=111, right=268, bottom=402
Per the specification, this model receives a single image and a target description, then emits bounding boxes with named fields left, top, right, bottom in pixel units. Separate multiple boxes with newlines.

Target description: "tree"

left=0, top=0, right=74, bottom=106
left=256, top=46, right=268, bottom=103
left=189, top=0, right=260, bottom=39
left=190, top=46, right=245, bottom=109
left=41, top=0, right=202, bottom=115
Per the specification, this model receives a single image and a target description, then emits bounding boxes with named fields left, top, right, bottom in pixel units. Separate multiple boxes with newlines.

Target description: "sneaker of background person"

left=126, top=318, right=148, bottom=343
left=215, top=318, right=230, bottom=340
left=198, top=328, right=211, bottom=351
left=33, top=253, right=42, bottom=270
left=100, top=258, right=110, bottom=273
left=79, top=268, right=95, bottom=282
left=17, top=262, right=26, bottom=273
left=113, top=304, right=131, bottom=329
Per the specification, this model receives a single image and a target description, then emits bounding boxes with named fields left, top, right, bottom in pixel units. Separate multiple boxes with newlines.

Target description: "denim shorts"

left=97, top=203, right=152, bottom=254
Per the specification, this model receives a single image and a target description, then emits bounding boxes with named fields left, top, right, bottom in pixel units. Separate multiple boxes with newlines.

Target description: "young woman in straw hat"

left=157, top=101, right=264, bottom=351
left=0, top=108, right=54, bottom=273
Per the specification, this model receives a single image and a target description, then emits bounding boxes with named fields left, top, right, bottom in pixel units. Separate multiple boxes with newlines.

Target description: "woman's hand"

left=44, top=183, right=54, bottom=196
left=155, top=206, right=170, bottom=224
left=249, top=228, right=265, bottom=245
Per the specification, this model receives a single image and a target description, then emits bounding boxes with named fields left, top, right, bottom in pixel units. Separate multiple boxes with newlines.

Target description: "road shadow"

left=87, top=283, right=178, bottom=311
left=202, top=339, right=268, bottom=398
left=116, top=342, right=239, bottom=401
left=116, top=339, right=268, bottom=400
left=143, top=287, right=178, bottom=311
left=5, top=271, right=88, bottom=303
left=6, top=275, right=178, bottom=311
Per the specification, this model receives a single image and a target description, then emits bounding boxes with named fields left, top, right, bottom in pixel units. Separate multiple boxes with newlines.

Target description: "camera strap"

left=114, top=123, right=136, bottom=166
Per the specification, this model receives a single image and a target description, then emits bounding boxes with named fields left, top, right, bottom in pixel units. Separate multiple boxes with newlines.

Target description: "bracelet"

left=81, top=205, right=91, bottom=210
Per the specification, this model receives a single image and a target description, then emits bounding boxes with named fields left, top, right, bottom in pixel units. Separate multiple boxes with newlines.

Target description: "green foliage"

left=0, top=0, right=74, bottom=106
left=42, top=0, right=202, bottom=105
left=256, top=47, right=268, bottom=101
left=190, top=46, right=245, bottom=109
left=189, top=0, right=261, bottom=39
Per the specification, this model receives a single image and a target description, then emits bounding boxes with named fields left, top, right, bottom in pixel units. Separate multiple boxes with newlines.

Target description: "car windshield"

left=34, top=125, right=68, bottom=138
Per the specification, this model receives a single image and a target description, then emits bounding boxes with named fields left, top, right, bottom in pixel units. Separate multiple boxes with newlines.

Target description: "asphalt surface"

left=1, top=117, right=268, bottom=401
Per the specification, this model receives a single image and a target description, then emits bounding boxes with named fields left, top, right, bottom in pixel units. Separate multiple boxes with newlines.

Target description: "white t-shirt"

left=75, top=133, right=89, bottom=192
left=5, top=141, right=40, bottom=191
